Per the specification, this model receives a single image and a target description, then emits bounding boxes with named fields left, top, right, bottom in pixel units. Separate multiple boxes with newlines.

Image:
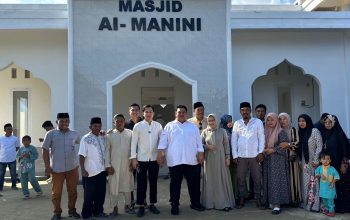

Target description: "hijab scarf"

left=298, top=114, right=314, bottom=163
left=264, top=113, right=282, bottom=149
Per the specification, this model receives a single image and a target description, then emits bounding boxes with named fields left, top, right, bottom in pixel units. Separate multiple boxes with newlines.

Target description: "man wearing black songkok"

left=79, top=117, right=108, bottom=219
left=42, top=113, right=81, bottom=220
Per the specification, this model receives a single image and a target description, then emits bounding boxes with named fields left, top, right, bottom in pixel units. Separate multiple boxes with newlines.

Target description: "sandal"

left=109, top=206, right=118, bottom=217
left=222, top=207, right=230, bottom=212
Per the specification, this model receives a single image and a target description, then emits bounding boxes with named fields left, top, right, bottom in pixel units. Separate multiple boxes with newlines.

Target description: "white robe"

left=105, top=129, right=134, bottom=195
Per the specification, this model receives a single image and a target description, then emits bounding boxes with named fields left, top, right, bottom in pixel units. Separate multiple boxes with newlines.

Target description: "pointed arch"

left=252, top=59, right=321, bottom=125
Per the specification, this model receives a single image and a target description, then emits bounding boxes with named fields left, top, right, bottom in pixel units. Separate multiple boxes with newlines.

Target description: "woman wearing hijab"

left=298, top=114, right=323, bottom=212
left=278, top=113, right=302, bottom=207
left=201, top=114, right=235, bottom=211
left=220, top=114, right=238, bottom=200
left=314, top=113, right=329, bottom=139
left=262, top=113, right=290, bottom=214
left=320, top=114, right=350, bottom=213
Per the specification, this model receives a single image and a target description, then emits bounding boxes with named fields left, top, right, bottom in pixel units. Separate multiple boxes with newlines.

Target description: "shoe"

left=171, top=205, right=179, bottom=215
left=23, top=195, right=30, bottom=200
left=51, top=214, right=62, bottom=220
left=109, top=206, right=118, bottom=217
left=11, top=186, right=18, bottom=190
left=94, top=212, right=108, bottom=218
left=190, top=203, right=205, bottom=211
left=149, top=204, right=160, bottom=214
left=237, top=198, right=245, bottom=209
left=326, top=212, right=335, bottom=217
left=125, top=205, right=136, bottom=214
left=137, top=207, right=145, bottom=217
left=271, top=208, right=281, bottom=215
left=36, top=191, right=43, bottom=197
left=69, top=211, right=81, bottom=219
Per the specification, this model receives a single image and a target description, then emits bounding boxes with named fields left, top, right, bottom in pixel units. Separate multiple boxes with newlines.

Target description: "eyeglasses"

left=199, top=122, right=202, bottom=130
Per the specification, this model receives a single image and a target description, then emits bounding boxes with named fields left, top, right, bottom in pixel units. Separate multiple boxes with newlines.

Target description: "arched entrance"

left=107, top=63, right=196, bottom=176
left=106, top=62, right=197, bottom=129
left=0, top=63, right=51, bottom=146
left=252, top=59, right=320, bottom=125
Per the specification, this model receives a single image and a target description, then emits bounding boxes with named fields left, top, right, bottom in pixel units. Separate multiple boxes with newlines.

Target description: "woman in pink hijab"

left=262, top=113, right=291, bottom=214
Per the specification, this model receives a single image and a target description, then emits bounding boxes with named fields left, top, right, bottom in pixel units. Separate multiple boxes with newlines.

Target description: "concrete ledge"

left=231, top=11, right=350, bottom=29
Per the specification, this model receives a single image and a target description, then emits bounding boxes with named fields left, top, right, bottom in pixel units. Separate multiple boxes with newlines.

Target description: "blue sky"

left=0, top=0, right=295, bottom=4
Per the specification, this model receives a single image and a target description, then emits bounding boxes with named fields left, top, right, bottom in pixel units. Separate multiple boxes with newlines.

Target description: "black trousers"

left=81, top=171, right=107, bottom=218
left=169, top=164, right=201, bottom=206
left=137, top=161, right=159, bottom=205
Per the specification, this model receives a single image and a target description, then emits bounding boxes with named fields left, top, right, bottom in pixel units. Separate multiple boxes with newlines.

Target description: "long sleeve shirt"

left=231, top=117, right=265, bottom=159
left=130, top=120, right=163, bottom=161
left=158, top=120, right=204, bottom=167
left=16, top=145, right=38, bottom=174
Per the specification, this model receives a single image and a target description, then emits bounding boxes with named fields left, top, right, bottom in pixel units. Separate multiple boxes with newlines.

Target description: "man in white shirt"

left=131, top=105, right=163, bottom=217
left=157, top=105, right=205, bottom=215
left=0, top=123, right=20, bottom=191
left=78, top=117, right=108, bottom=219
left=231, top=102, right=265, bottom=209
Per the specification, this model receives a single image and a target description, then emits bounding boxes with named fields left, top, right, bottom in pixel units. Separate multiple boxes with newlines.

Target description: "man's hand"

left=206, top=145, right=217, bottom=152
left=45, top=166, right=52, bottom=177
left=197, top=152, right=204, bottom=165
left=256, top=153, right=264, bottom=163
left=225, top=158, right=230, bottom=167
left=106, top=167, right=115, bottom=175
left=131, top=159, right=139, bottom=170
left=157, top=150, right=165, bottom=167
left=81, top=169, right=89, bottom=177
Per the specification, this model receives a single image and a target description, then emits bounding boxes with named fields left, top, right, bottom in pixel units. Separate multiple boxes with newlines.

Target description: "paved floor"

left=1, top=177, right=349, bottom=220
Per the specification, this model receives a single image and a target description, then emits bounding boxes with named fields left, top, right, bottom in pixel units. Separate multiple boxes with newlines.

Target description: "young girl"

left=16, top=135, right=42, bottom=199
left=315, top=151, right=340, bottom=217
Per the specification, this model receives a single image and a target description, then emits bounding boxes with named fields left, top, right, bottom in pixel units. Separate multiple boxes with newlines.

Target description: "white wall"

left=0, top=29, right=68, bottom=125
left=72, top=0, right=229, bottom=133
left=231, top=30, right=350, bottom=135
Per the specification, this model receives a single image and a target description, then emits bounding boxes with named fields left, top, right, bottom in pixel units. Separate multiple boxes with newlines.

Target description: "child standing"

left=315, top=151, right=340, bottom=217
left=16, top=135, right=42, bottom=199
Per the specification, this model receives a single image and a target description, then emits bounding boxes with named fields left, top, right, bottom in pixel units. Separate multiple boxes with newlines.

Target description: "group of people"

left=227, top=103, right=350, bottom=217
left=0, top=101, right=349, bottom=220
